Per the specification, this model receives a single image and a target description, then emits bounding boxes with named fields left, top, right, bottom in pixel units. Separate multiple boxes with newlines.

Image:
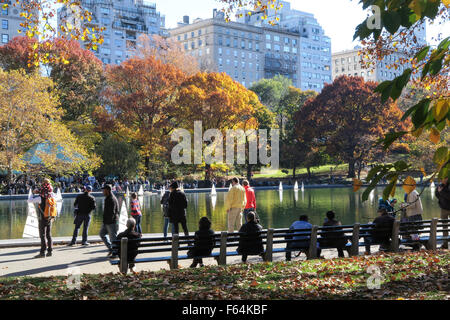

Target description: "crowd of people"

left=29, top=175, right=450, bottom=272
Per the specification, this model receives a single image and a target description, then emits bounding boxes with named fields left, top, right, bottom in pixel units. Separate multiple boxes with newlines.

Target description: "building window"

left=184, top=43, right=188, bottom=50
left=1, top=7, right=8, bottom=15
left=115, top=50, right=123, bottom=57
left=226, top=38, right=230, bottom=46
left=1, top=34, right=8, bottom=43
left=218, top=47, right=222, bottom=55
left=115, top=59, right=121, bottom=64
left=191, top=42, right=195, bottom=49
left=198, top=30, right=202, bottom=36
left=234, top=50, right=237, bottom=57
left=241, top=40, right=245, bottom=49
left=184, top=34, right=188, bottom=40
left=101, top=18, right=110, bottom=25
left=274, top=44, right=280, bottom=52
left=255, top=43, right=259, bottom=51
left=266, top=43, right=271, bottom=50
left=2, top=19, right=8, bottom=30
left=233, top=39, right=238, bottom=47
left=218, top=36, right=223, bottom=45
left=266, top=34, right=271, bottom=41
left=191, top=32, right=195, bottom=38
left=274, top=35, right=280, bottom=42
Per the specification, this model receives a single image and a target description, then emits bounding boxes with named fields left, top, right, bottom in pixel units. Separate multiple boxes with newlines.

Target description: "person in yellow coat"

left=225, top=177, right=247, bottom=233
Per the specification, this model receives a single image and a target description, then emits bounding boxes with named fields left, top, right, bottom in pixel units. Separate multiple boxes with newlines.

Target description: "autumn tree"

left=133, top=34, right=199, bottom=75
left=99, top=55, right=187, bottom=176
left=295, top=76, right=409, bottom=178
left=0, top=36, right=105, bottom=122
left=0, top=69, right=100, bottom=185
left=278, top=87, right=318, bottom=178
left=176, top=72, right=274, bottom=180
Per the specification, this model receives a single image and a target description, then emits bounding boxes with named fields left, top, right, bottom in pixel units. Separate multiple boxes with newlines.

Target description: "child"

left=130, top=193, right=142, bottom=234
left=187, top=217, right=215, bottom=268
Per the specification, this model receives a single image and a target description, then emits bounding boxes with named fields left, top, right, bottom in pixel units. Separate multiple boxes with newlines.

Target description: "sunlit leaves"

left=353, top=178, right=363, bottom=192
left=402, top=176, right=416, bottom=194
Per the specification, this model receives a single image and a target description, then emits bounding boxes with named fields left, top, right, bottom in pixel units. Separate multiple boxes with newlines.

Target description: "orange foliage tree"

left=295, top=76, right=410, bottom=178
left=98, top=56, right=187, bottom=176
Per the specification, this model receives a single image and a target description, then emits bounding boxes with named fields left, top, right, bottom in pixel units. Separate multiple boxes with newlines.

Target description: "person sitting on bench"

left=319, top=211, right=349, bottom=258
left=187, top=217, right=215, bottom=268
left=117, top=218, right=142, bottom=273
left=237, top=212, right=264, bottom=263
left=286, top=215, right=321, bottom=261
left=365, top=208, right=395, bottom=254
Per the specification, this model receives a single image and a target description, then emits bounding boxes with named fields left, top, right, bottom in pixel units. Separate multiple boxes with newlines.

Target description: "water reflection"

left=0, top=187, right=442, bottom=240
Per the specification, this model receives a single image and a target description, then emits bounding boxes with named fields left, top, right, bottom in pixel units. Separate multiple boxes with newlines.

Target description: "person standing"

left=69, top=185, right=96, bottom=246
left=436, top=177, right=450, bottom=249
left=100, top=184, right=119, bottom=258
left=168, top=182, right=189, bottom=236
left=130, top=192, right=143, bottom=234
left=34, top=178, right=55, bottom=258
left=225, top=177, right=247, bottom=233
left=160, top=189, right=171, bottom=239
left=242, top=180, right=256, bottom=223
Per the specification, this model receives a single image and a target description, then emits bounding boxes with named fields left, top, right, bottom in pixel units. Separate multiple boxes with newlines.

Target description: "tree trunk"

left=144, top=156, right=150, bottom=178
left=246, top=164, right=252, bottom=181
left=307, top=167, right=312, bottom=178
left=348, top=160, right=356, bottom=178
left=293, top=166, right=296, bottom=179
left=205, top=163, right=211, bottom=181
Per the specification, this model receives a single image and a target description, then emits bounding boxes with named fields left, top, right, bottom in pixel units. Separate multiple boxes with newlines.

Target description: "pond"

left=0, top=187, right=441, bottom=240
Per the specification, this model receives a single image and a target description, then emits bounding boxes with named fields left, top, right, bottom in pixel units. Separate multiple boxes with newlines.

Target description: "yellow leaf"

left=444, top=0, right=450, bottom=8
left=420, top=167, right=427, bottom=177
left=402, top=176, right=416, bottom=194
left=390, top=183, right=396, bottom=197
left=433, top=99, right=449, bottom=122
left=353, top=178, right=363, bottom=192
left=429, top=127, right=440, bottom=144
left=408, top=0, right=423, bottom=19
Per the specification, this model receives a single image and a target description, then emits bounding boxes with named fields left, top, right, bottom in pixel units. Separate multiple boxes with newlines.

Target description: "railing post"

left=265, top=229, right=274, bottom=262
left=308, top=226, right=318, bottom=260
left=350, top=223, right=360, bottom=257
left=170, top=234, right=179, bottom=270
left=218, top=232, right=228, bottom=266
left=391, top=220, right=400, bottom=252
left=120, top=238, right=128, bottom=274
left=428, top=218, right=438, bottom=251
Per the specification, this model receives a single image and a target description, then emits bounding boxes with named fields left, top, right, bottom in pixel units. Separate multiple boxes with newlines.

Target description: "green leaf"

left=378, top=131, right=408, bottom=150
left=414, top=46, right=429, bottom=62
left=394, top=160, right=408, bottom=171
left=433, top=147, right=449, bottom=166
left=411, top=99, right=430, bottom=128
left=383, top=178, right=397, bottom=201
left=382, top=10, right=401, bottom=34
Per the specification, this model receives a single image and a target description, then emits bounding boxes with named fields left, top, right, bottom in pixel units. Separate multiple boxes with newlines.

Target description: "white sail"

left=27, top=189, right=33, bottom=203
left=430, top=181, right=436, bottom=188
left=369, top=189, right=375, bottom=203
left=55, top=188, right=62, bottom=201
left=118, top=199, right=128, bottom=233
left=279, top=189, right=283, bottom=203
left=279, top=181, right=283, bottom=191
left=301, top=182, right=305, bottom=192
left=211, top=194, right=217, bottom=209
left=125, top=186, right=130, bottom=197
left=211, top=184, right=217, bottom=196
left=294, top=181, right=299, bottom=191
left=138, top=185, right=144, bottom=196
left=294, top=189, right=298, bottom=202
left=23, top=202, right=40, bottom=238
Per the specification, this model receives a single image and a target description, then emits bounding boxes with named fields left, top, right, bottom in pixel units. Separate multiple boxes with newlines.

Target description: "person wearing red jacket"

left=243, top=180, right=256, bottom=223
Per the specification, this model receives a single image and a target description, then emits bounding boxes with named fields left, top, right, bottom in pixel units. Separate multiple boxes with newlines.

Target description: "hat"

left=169, top=181, right=179, bottom=189
left=84, top=185, right=93, bottom=192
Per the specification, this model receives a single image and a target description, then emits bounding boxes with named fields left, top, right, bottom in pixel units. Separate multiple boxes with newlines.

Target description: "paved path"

left=0, top=233, right=384, bottom=278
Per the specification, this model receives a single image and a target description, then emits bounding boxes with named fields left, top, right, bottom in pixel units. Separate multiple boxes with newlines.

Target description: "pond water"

left=0, top=187, right=441, bottom=240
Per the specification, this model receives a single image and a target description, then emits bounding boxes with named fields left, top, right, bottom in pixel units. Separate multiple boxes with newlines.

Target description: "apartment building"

left=58, top=0, right=165, bottom=64
left=0, top=3, right=27, bottom=44
left=170, top=2, right=331, bottom=91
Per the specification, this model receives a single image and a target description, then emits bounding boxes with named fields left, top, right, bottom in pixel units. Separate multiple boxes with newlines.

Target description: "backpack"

left=44, top=197, right=58, bottom=218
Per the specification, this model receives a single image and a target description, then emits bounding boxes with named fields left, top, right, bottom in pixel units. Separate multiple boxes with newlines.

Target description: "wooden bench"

left=110, top=218, right=448, bottom=274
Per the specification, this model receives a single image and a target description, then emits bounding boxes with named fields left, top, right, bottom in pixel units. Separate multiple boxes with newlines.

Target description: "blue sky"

left=154, top=0, right=449, bottom=52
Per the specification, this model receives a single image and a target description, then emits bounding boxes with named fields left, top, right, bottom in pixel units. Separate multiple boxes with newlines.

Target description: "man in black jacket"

left=365, top=209, right=395, bottom=254
left=69, top=185, right=96, bottom=246
left=436, top=177, right=450, bottom=249
left=237, top=212, right=265, bottom=262
left=168, top=182, right=189, bottom=236
left=100, top=184, right=119, bottom=257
